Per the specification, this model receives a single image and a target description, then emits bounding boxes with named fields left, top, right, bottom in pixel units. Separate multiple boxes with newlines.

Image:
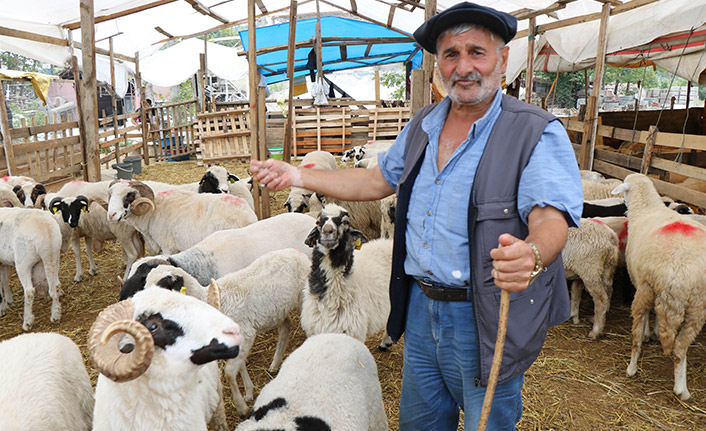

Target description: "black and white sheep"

left=13, top=181, right=47, bottom=208
left=0, top=183, right=23, bottom=207
left=301, top=204, right=393, bottom=349
left=285, top=151, right=337, bottom=213
left=235, top=333, right=388, bottom=431
left=564, top=218, right=620, bottom=339
left=88, top=286, right=242, bottom=431
left=0, top=332, right=94, bottom=431
left=582, top=196, right=693, bottom=218
left=309, top=192, right=383, bottom=240
left=107, top=180, right=257, bottom=254
left=0, top=207, right=62, bottom=331
left=118, top=212, right=316, bottom=300
left=144, top=247, right=311, bottom=416
left=613, top=173, right=706, bottom=401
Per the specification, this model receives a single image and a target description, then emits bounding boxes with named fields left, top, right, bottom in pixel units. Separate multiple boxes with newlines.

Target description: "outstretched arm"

left=489, top=205, right=569, bottom=293
left=250, top=159, right=395, bottom=201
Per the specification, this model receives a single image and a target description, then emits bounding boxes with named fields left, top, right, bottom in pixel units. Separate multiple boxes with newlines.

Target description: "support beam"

left=387, top=5, right=396, bottom=28
left=257, top=86, right=270, bottom=218
left=339, top=45, right=347, bottom=60
left=135, top=52, right=150, bottom=165
left=248, top=0, right=263, bottom=219
left=255, top=0, right=268, bottom=13
left=238, top=37, right=413, bottom=56
left=319, top=0, right=413, bottom=37
left=184, top=0, right=229, bottom=24
left=525, top=17, right=536, bottom=104
left=284, top=0, right=297, bottom=163
left=315, top=0, right=324, bottom=94
left=0, top=26, right=68, bottom=47
left=154, top=26, right=173, bottom=38
left=350, top=0, right=357, bottom=13
left=65, top=0, right=178, bottom=30
left=579, top=1, right=611, bottom=170
left=0, top=81, right=17, bottom=175
left=79, top=0, right=101, bottom=182
left=374, top=70, right=380, bottom=104
left=109, top=37, right=120, bottom=164
left=410, top=68, right=425, bottom=115
left=511, top=0, right=575, bottom=20
left=72, top=41, right=135, bottom=62
left=422, top=0, right=436, bottom=107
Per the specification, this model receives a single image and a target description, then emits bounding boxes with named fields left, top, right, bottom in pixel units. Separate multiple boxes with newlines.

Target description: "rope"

left=674, top=40, right=706, bottom=164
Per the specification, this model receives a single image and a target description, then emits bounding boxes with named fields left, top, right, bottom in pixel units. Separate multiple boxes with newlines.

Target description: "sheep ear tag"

left=81, top=204, right=89, bottom=213
left=50, top=203, right=61, bottom=214
left=179, top=286, right=187, bottom=295
left=353, top=237, right=363, bottom=250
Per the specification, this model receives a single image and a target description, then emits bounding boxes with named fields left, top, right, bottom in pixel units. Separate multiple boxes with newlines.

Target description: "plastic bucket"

left=268, top=146, right=283, bottom=160
left=124, top=156, right=142, bottom=175
left=112, top=162, right=133, bottom=180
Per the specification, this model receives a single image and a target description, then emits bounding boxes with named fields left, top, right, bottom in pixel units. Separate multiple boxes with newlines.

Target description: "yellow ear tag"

left=353, top=237, right=362, bottom=250
left=180, top=286, right=187, bottom=295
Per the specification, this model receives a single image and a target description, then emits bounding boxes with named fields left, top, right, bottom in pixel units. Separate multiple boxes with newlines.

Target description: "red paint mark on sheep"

left=70, top=180, right=84, bottom=184
left=157, top=190, right=176, bottom=196
left=1, top=176, right=9, bottom=182
left=301, top=163, right=316, bottom=169
left=618, top=221, right=628, bottom=251
left=221, top=195, right=245, bottom=205
left=658, top=221, right=703, bottom=236
left=588, top=218, right=605, bottom=225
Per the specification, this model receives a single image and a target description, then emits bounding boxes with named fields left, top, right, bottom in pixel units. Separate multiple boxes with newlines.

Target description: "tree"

left=378, top=66, right=406, bottom=100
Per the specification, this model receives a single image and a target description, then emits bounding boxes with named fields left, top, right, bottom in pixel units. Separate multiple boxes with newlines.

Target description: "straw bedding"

left=1, top=159, right=705, bottom=430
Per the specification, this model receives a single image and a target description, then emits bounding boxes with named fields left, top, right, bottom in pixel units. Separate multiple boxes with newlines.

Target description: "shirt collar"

left=422, top=88, right=503, bottom=140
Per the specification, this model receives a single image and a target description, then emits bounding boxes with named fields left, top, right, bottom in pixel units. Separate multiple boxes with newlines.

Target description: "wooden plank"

left=248, top=0, right=262, bottom=219
left=14, top=135, right=81, bottom=153
left=64, top=0, right=178, bottom=30
left=640, top=126, right=657, bottom=174
left=10, top=121, right=81, bottom=139
left=284, top=0, right=297, bottom=163
left=80, top=0, right=101, bottom=181
left=525, top=17, right=536, bottom=103
left=650, top=156, right=706, bottom=183
left=1, top=83, right=18, bottom=175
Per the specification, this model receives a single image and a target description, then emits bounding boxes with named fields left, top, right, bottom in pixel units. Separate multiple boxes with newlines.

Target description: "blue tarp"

left=239, top=16, right=422, bottom=84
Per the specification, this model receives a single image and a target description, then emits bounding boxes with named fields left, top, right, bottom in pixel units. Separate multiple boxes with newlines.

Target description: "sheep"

left=235, top=333, right=388, bottom=431
left=341, top=145, right=366, bottom=163
left=0, top=207, right=62, bottom=331
left=301, top=204, right=393, bottom=350
left=341, top=141, right=392, bottom=164
left=379, top=194, right=397, bottom=239
left=107, top=180, right=257, bottom=254
left=48, top=195, right=144, bottom=281
left=88, top=285, right=242, bottom=431
left=13, top=181, right=47, bottom=208
left=285, top=150, right=337, bottom=213
left=580, top=170, right=604, bottom=181
left=1, top=175, right=35, bottom=187
left=143, top=247, right=311, bottom=416
left=582, top=196, right=694, bottom=218
left=564, top=218, right=620, bottom=339
left=0, top=332, right=93, bottom=431
left=309, top=192, right=383, bottom=240
left=119, top=212, right=316, bottom=300
left=612, top=173, right=706, bottom=401
left=582, top=178, right=624, bottom=200
left=0, top=183, right=23, bottom=207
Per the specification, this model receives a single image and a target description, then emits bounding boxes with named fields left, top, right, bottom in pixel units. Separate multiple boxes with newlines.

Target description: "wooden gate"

left=195, top=107, right=251, bottom=166
left=149, top=99, right=198, bottom=162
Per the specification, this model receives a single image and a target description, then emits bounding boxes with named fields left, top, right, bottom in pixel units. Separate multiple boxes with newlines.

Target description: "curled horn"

left=207, top=278, right=221, bottom=310
left=88, top=300, right=155, bottom=383
left=129, top=181, right=156, bottom=216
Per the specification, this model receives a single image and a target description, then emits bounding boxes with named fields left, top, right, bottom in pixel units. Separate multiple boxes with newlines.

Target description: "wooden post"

left=283, top=0, right=297, bottom=163
left=314, top=0, right=324, bottom=101
left=248, top=0, right=263, bottom=219
left=374, top=70, right=380, bottom=105
left=109, top=37, right=121, bottom=163
left=640, top=126, right=657, bottom=174
left=422, top=0, right=436, bottom=107
left=258, top=86, right=270, bottom=218
left=686, top=81, right=692, bottom=109
left=0, top=80, right=17, bottom=175
left=135, top=52, right=150, bottom=165
left=578, top=1, right=611, bottom=171
left=525, top=17, right=536, bottom=104
left=70, top=55, right=89, bottom=180
left=410, top=68, right=425, bottom=116
left=199, top=53, right=207, bottom=112
left=80, top=0, right=101, bottom=182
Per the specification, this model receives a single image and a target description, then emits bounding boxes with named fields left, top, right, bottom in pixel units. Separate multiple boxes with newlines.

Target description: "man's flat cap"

left=413, top=2, right=517, bottom=53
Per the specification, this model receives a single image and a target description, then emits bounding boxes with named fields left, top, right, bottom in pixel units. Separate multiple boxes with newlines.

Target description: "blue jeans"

left=399, top=284, right=524, bottom=430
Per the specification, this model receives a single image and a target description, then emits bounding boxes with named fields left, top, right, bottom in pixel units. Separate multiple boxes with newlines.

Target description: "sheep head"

left=198, top=166, right=234, bottom=194
left=305, top=204, right=368, bottom=251
left=107, top=180, right=155, bottom=221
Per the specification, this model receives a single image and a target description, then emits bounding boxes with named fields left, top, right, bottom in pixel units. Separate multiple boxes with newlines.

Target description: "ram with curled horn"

left=88, top=287, right=242, bottom=431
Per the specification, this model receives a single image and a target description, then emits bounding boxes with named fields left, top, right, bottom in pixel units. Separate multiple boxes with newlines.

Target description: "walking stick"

left=477, top=288, right=511, bottom=431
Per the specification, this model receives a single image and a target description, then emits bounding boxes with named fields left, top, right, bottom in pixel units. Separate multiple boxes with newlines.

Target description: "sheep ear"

left=130, top=197, right=155, bottom=216
left=304, top=227, right=320, bottom=248
left=36, top=193, right=47, bottom=210
left=49, top=197, right=62, bottom=214
left=349, top=229, right=368, bottom=248
left=612, top=183, right=630, bottom=195
left=228, top=174, right=239, bottom=183
left=207, top=279, right=221, bottom=310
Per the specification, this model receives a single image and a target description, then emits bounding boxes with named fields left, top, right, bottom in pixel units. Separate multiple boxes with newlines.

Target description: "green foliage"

left=699, top=85, right=706, bottom=101
left=0, top=52, right=50, bottom=72
left=378, top=67, right=406, bottom=100
left=175, top=80, right=194, bottom=102
left=535, top=71, right=584, bottom=108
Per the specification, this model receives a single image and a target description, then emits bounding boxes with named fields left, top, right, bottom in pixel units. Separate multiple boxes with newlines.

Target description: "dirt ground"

left=2, top=159, right=706, bottom=430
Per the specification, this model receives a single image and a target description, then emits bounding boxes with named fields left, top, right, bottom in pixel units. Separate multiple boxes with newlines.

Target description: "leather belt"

left=415, top=279, right=469, bottom=302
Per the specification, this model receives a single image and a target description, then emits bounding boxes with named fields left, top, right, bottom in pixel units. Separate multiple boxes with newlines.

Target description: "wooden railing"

left=98, top=112, right=144, bottom=168
left=148, top=99, right=198, bottom=162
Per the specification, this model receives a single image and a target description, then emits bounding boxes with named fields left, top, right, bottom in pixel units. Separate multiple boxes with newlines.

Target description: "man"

left=130, top=98, right=153, bottom=127
left=251, top=2, right=582, bottom=430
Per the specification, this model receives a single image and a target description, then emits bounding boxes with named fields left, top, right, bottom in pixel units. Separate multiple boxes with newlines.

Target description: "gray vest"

left=387, top=95, right=571, bottom=386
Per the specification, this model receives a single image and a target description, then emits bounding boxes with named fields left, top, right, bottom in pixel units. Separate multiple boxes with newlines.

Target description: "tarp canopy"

left=0, top=1, right=705, bottom=92
left=239, top=16, right=422, bottom=84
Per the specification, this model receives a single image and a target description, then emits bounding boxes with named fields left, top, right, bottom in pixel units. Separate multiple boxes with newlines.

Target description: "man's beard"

left=441, top=58, right=503, bottom=105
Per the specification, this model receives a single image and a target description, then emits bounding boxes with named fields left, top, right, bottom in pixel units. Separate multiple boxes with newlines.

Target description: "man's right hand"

left=250, top=159, right=303, bottom=192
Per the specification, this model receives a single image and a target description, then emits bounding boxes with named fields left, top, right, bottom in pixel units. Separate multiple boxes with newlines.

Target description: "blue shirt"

left=378, top=90, right=583, bottom=287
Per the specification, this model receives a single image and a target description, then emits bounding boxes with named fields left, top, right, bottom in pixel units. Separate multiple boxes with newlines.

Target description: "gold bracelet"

left=526, top=242, right=544, bottom=285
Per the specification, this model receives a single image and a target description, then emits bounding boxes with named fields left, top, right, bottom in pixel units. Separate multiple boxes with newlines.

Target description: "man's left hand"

left=489, top=233, right=536, bottom=293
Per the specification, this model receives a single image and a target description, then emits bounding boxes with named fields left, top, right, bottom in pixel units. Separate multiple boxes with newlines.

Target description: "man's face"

left=436, top=27, right=508, bottom=106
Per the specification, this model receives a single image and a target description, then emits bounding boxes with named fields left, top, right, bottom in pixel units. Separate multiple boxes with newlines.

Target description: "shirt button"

left=530, top=299, right=534, bottom=305
left=435, top=179, right=440, bottom=184
left=423, top=243, right=429, bottom=248
left=427, top=211, right=432, bottom=216
left=503, top=208, right=509, bottom=214
left=426, top=270, right=433, bottom=275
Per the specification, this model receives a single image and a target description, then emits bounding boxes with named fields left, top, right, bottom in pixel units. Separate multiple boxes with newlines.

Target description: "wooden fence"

left=98, top=112, right=144, bottom=169
left=563, top=117, right=706, bottom=210
left=148, top=99, right=198, bottom=162
left=195, top=107, right=252, bottom=166
left=0, top=112, right=84, bottom=185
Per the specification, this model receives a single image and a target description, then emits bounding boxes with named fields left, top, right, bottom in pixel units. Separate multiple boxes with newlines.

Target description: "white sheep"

left=0, top=175, right=35, bottom=187
left=0, top=183, right=23, bottom=207
left=144, top=247, right=311, bottom=416
left=0, top=332, right=94, bottom=431
left=285, top=150, right=337, bottom=213
left=0, top=207, right=62, bottom=331
left=564, top=218, right=620, bottom=339
left=579, top=170, right=605, bottom=181
left=119, top=212, right=315, bottom=300
left=107, top=180, right=257, bottom=254
left=13, top=180, right=47, bottom=208
left=612, top=173, right=706, bottom=400
left=379, top=194, right=397, bottom=239
left=301, top=204, right=393, bottom=349
left=235, top=333, right=388, bottom=431
left=582, top=177, right=624, bottom=200
left=88, top=286, right=242, bottom=431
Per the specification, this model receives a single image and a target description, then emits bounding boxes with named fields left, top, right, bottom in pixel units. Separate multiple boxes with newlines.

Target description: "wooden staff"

left=477, top=288, right=511, bottom=431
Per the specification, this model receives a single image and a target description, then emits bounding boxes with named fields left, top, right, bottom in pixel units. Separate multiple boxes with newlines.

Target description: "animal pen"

left=2, top=1, right=706, bottom=430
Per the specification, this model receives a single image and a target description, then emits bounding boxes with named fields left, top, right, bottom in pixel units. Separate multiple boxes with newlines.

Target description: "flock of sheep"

left=1, top=142, right=705, bottom=429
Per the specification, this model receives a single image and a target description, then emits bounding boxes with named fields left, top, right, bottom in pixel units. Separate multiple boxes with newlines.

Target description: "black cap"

left=413, top=2, right=517, bottom=54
